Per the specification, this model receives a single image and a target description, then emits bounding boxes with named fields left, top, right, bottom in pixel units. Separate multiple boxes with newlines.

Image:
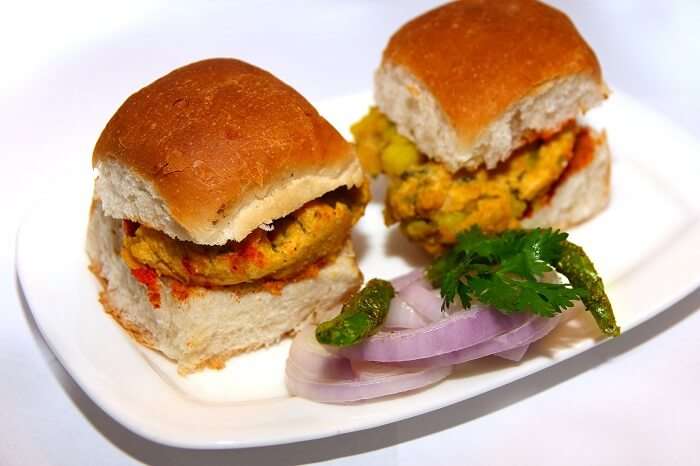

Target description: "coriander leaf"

left=456, top=280, right=472, bottom=310
left=525, top=228, right=568, bottom=264
left=428, top=226, right=619, bottom=337
left=511, top=279, right=584, bottom=317
left=498, top=249, right=552, bottom=280
left=439, top=259, right=471, bottom=310
left=467, top=274, right=519, bottom=312
left=467, top=273, right=583, bottom=317
left=427, top=226, right=583, bottom=316
left=455, top=227, right=521, bottom=261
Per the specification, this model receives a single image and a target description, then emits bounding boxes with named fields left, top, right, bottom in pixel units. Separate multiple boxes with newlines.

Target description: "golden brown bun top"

left=382, top=0, right=604, bottom=142
left=93, top=58, right=358, bottom=241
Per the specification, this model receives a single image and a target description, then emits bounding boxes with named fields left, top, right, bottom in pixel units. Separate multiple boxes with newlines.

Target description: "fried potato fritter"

left=121, top=185, right=369, bottom=286
left=352, top=108, right=581, bottom=254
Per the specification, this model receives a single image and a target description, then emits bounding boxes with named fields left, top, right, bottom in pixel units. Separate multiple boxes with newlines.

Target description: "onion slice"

left=494, top=344, right=530, bottom=362
left=391, top=269, right=424, bottom=292
left=398, top=281, right=444, bottom=322
left=384, top=297, right=429, bottom=329
left=339, top=305, right=527, bottom=362
left=285, top=325, right=452, bottom=403
left=286, top=270, right=571, bottom=403
left=286, top=360, right=451, bottom=403
left=288, top=327, right=354, bottom=380
left=401, top=312, right=565, bottom=368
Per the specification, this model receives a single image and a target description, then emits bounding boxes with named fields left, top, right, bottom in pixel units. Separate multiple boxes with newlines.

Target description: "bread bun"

left=375, top=0, right=608, bottom=172
left=86, top=200, right=362, bottom=374
left=94, top=58, right=364, bottom=245
left=522, top=130, right=611, bottom=229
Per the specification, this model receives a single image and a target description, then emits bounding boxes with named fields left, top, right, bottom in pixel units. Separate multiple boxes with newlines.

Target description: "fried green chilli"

left=555, top=241, right=620, bottom=336
left=315, top=279, right=395, bottom=347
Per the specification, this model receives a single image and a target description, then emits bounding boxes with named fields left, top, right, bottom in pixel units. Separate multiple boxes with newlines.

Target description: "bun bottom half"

left=86, top=201, right=362, bottom=374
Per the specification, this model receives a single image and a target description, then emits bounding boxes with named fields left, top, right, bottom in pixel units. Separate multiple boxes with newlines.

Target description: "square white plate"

left=16, top=90, right=700, bottom=449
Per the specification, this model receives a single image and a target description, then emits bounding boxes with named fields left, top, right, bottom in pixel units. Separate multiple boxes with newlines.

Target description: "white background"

left=2, top=1, right=700, bottom=465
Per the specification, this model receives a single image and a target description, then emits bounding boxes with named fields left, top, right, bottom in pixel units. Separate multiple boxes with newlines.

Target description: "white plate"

left=16, top=90, right=700, bottom=449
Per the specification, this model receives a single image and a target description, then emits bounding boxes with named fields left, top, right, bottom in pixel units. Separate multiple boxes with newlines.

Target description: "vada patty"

left=121, top=185, right=369, bottom=286
left=353, top=110, right=592, bottom=254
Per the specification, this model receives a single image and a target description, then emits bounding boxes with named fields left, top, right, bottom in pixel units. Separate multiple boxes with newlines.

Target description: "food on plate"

left=286, top=227, right=619, bottom=403
left=352, top=0, right=612, bottom=254
left=426, top=227, right=618, bottom=336
left=121, top=186, right=368, bottom=287
left=315, top=279, right=395, bottom=347
left=553, top=241, right=618, bottom=337
left=87, top=58, right=368, bottom=374
left=286, top=327, right=453, bottom=404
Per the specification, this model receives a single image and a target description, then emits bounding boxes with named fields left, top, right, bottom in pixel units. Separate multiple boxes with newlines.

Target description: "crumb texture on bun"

left=94, top=58, right=363, bottom=245
left=376, top=0, right=608, bottom=171
left=87, top=200, right=362, bottom=374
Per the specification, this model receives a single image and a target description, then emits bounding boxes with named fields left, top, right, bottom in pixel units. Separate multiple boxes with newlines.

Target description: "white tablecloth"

left=2, top=1, right=699, bottom=465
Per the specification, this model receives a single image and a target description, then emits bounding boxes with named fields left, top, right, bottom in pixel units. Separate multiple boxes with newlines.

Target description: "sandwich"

left=87, top=58, right=368, bottom=374
left=352, top=0, right=611, bottom=254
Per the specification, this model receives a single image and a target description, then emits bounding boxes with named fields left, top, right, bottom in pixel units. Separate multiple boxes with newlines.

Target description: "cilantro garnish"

left=427, top=227, right=585, bottom=318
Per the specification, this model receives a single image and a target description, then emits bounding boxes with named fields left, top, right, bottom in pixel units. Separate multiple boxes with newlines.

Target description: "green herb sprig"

left=427, top=227, right=619, bottom=336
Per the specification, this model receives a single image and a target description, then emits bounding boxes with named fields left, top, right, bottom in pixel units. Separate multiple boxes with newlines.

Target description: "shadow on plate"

left=350, top=228, right=370, bottom=264
left=368, top=175, right=387, bottom=205
left=384, top=226, right=432, bottom=268
left=15, top=272, right=700, bottom=466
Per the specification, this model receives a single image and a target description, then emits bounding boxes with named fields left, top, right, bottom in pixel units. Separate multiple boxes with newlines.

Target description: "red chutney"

left=261, top=280, right=284, bottom=296
left=170, top=280, right=191, bottom=301
left=295, top=259, right=325, bottom=281
left=181, top=256, right=195, bottom=275
left=561, top=127, right=596, bottom=181
left=521, top=119, right=576, bottom=146
left=259, top=258, right=327, bottom=295
left=227, top=232, right=267, bottom=272
left=122, top=219, right=139, bottom=237
left=524, top=127, right=597, bottom=216
left=239, top=242, right=266, bottom=267
left=131, top=266, right=161, bottom=308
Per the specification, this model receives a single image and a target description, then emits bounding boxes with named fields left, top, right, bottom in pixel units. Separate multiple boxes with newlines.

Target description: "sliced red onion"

left=391, top=268, right=424, bottom=292
left=286, top=326, right=452, bottom=403
left=286, top=360, right=451, bottom=403
left=398, top=281, right=444, bottom=322
left=494, top=344, right=530, bottom=362
left=350, top=360, right=413, bottom=380
left=401, top=312, right=564, bottom=368
left=384, top=297, right=429, bottom=329
left=339, top=305, right=527, bottom=362
left=287, top=270, right=570, bottom=403
left=484, top=273, right=570, bottom=363
left=288, top=327, right=354, bottom=380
